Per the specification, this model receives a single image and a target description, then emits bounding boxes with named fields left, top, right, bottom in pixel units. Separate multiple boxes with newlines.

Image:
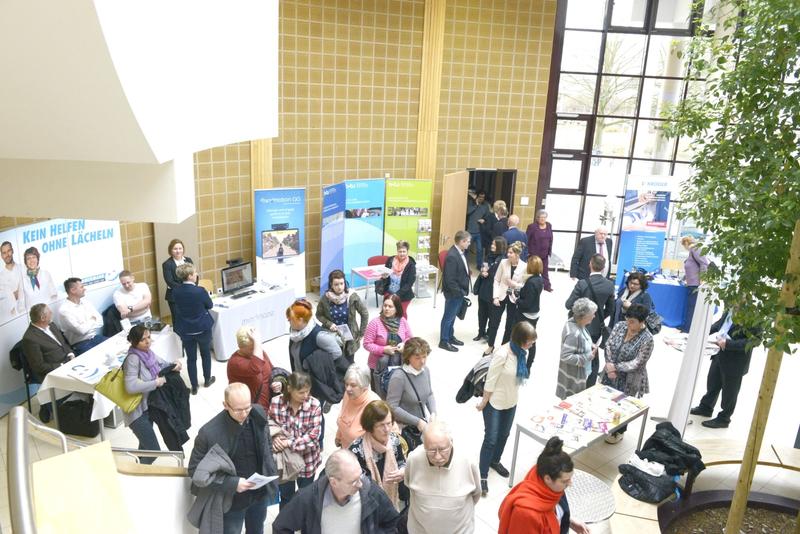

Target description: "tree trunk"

left=795, top=508, right=800, bottom=534
left=725, top=219, right=800, bottom=533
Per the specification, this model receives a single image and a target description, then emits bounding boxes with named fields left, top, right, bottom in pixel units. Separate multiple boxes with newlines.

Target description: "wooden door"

left=437, top=170, right=468, bottom=265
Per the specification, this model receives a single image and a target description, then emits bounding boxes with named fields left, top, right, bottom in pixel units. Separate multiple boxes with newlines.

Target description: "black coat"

left=148, top=370, right=192, bottom=446
left=637, top=421, right=705, bottom=478
left=442, top=246, right=470, bottom=300
left=272, top=473, right=400, bottom=534
left=564, top=275, right=615, bottom=340
left=475, top=256, right=502, bottom=302
left=172, top=283, right=214, bottom=336
left=162, top=256, right=194, bottom=303
left=569, top=236, right=612, bottom=280
left=290, top=326, right=344, bottom=404
left=517, top=274, right=544, bottom=316
left=374, top=256, right=416, bottom=301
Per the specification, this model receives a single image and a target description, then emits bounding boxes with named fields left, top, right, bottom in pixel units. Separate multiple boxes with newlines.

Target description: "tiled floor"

left=2, top=269, right=799, bottom=533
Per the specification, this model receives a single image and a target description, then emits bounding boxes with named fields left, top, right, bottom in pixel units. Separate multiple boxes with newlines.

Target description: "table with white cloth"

left=414, top=263, right=440, bottom=308
left=37, top=327, right=182, bottom=438
left=208, top=286, right=296, bottom=362
left=508, top=385, right=649, bottom=486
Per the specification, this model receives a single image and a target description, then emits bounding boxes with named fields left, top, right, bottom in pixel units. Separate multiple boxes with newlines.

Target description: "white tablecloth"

left=37, top=327, right=182, bottom=421
left=209, top=286, right=296, bottom=361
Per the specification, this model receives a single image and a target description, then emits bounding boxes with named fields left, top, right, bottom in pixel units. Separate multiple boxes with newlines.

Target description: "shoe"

left=451, top=337, right=464, bottom=346
left=480, top=479, right=488, bottom=497
left=204, top=376, right=216, bottom=388
left=490, top=462, right=509, bottom=477
left=604, top=432, right=624, bottom=444
left=483, top=347, right=494, bottom=356
left=39, top=405, right=52, bottom=424
left=690, top=406, right=712, bottom=417
left=701, top=418, right=729, bottom=429
left=473, top=334, right=486, bottom=341
left=191, top=385, right=198, bottom=395
left=438, top=341, right=458, bottom=352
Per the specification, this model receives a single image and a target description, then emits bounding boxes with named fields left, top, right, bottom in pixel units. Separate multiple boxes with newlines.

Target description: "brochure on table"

left=320, top=183, right=346, bottom=293
left=383, top=179, right=432, bottom=265
left=254, top=188, right=306, bottom=298
left=0, top=218, right=123, bottom=417
left=616, top=175, right=675, bottom=289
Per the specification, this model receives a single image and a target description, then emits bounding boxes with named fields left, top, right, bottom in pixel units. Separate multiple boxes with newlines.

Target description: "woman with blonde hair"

left=227, top=326, right=280, bottom=411
left=680, top=235, right=709, bottom=332
left=516, top=255, right=544, bottom=371
left=484, top=241, right=528, bottom=355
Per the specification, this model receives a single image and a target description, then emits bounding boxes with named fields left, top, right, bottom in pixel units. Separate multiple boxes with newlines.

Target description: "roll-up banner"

left=343, top=179, right=386, bottom=288
left=383, top=179, right=432, bottom=264
left=616, top=175, right=673, bottom=288
left=320, top=183, right=346, bottom=293
left=254, top=188, right=307, bottom=298
left=0, top=219, right=123, bottom=416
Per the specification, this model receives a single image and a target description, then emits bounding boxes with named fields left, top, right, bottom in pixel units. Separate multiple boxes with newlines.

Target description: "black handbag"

left=400, top=370, right=426, bottom=452
left=58, top=394, right=101, bottom=438
left=457, top=297, right=472, bottom=320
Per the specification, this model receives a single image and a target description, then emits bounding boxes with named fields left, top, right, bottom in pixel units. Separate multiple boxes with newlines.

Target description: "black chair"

left=10, top=341, right=42, bottom=413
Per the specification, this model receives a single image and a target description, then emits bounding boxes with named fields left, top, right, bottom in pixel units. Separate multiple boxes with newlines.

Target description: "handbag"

left=95, top=358, right=142, bottom=414
left=457, top=297, right=472, bottom=320
left=400, top=370, right=426, bottom=452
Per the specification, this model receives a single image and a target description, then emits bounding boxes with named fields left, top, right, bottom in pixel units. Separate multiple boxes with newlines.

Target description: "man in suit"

left=439, top=230, right=472, bottom=352
left=570, top=227, right=613, bottom=280
left=565, top=254, right=615, bottom=387
left=502, top=215, right=528, bottom=260
left=22, top=303, right=75, bottom=422
left=691, top=311, right=762, bottom=428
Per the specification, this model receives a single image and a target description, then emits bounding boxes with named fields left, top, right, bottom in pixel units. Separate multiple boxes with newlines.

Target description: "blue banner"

left=320, top=183, right=346, bottom=293
left=254, top=188, right=306, bottom=297
left=343, top=179, right=386, bottom=287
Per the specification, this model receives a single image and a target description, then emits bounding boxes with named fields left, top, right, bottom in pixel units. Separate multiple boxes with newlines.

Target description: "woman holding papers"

left=316, top=269, right=369, bottom=365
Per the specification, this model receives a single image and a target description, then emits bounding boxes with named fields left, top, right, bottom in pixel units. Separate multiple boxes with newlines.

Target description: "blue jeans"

left=439, top=296, right=462, bottom=344
left=223, top=498, right=268, bottom=534
left=128, top=412, right=161, bottom=465
left=470, top=232, right=483, bottom=269
left=180, top=329, right=213, bottom=388
left=278, top=476, right=314, bottom=510
left=73, top=334, right=108, bottom=355
left=479, top=403, right=516, bottom=478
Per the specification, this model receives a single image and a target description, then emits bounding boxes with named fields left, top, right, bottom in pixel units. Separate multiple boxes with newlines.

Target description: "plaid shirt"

left=269, top=395, right=323, bottom=478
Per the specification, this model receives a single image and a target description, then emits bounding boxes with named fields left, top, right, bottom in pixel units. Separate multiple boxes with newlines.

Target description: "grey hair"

left=326, top=448, right=359, bottom=480
left=536, top=209, right=548, bottom=218
left=176, top=262, right=196, bottom=281
left=571, top=297, right=598, bottom=321
left=344, top=364, right=371, bottom=389
left=29, top=303, right=49, bottom=323
left=422, top=420, right=452, bottom=445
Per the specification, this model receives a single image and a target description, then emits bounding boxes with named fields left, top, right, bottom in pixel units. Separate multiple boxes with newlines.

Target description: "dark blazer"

left=172, top=282, right=214, bottom=335
left=491, top=217, right=509, bottom=240
left=481, top=212, right=500, bottom=248
left=374, top=255, right=416, bottom=301
left=569, top=236, right=612, bottom=280
left=517, top=275, right=544, bottom=316
left=442, top=245, right=470, bottom=300
left=565, top=274, right=615, bottom=340
left=21, top=323, right=73, bottom=379
left=188, top=405, right=278, bottom=503
left=272, top=473, right=399, bottom=534
left=709, top=314, right=761, bottom=376
left=162, top=256, right=194, bottom=303
left=477, top=256, right=503, bottom=302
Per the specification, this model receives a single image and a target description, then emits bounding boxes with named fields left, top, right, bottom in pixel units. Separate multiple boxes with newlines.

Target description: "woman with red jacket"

left=226, top=326, right=282, bottom=410
left=498, top=437, right=589, bottom=534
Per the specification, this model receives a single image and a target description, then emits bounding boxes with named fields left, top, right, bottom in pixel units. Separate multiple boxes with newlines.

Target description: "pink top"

left=363, top=316, right=412, bottom=369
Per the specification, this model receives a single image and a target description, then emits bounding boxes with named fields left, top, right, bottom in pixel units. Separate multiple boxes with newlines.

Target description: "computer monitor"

left=221, top=262, right=255, bottom=294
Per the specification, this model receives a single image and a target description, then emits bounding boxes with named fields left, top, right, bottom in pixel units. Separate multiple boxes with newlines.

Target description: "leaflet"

left=246, top=473, right=278, bottom=490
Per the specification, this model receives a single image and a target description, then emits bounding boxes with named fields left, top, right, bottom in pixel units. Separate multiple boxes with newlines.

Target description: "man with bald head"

left=404, top=421, right=482, bottom=534
left=272, top=448, right=399, bottom=533
left=188, top=383, right=278, bottom=534
left=502, top=214, right=528, bottom=261
left=570, top=226, right=613, bottom=280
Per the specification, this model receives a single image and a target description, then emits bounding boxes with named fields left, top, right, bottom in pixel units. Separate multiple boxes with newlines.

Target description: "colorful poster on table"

left=343, top=179, right=386, bottom=288
left=616, top=175, right=674, bottom=288
left=383, top=179, right=432, bottom=265
left=254, top=188, right=306, bottom=297
left=0, top=219, right=123, bottom=416
left=320, top=183, right=346, bottom=293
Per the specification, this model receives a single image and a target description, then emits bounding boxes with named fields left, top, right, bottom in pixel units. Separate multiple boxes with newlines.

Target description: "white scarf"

left=289, top=320, right=316, bottom=343
left=401, top=364, right=423, bottom=376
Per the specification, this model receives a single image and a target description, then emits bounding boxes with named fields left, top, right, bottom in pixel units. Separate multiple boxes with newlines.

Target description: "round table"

left=565, top=469, right=616, bottom=523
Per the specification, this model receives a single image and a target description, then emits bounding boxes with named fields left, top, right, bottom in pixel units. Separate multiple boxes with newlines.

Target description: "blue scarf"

left=509, top=341, right=529, bottom=384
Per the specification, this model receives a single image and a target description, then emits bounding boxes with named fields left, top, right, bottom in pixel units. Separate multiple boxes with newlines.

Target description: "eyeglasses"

left=424, top=444, right=453, bottom=456
left=334, top=474, right=364, bottom=488
left=227, top=404, right=252, bottom=415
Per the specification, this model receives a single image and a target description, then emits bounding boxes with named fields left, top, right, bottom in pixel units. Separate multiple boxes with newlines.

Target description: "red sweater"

left=226, top=350, right=273, bottom=410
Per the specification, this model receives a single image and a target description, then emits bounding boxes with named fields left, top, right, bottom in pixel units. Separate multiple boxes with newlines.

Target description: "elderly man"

left=272, top=448, right=399, bottom=534
left=58, top=277, right=107, bottom=354
left=439, top=230, right=472, bottom=352
left=188, top=383, right=278, bottom=534
left=570, top=227, right=613, bottom=280
left=404, top=421, right=481, bottom=534
left=502, top=214, right=528, bottom=260
left=113, top=270, right=152, bottom=323
left=22, top=303, right=75, bottom=422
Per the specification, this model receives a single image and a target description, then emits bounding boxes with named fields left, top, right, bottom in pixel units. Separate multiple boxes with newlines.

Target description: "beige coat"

left=492, top=258, right=529, bottom=301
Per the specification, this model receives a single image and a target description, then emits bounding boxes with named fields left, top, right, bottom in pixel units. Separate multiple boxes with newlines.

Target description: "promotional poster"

left=342, top=179, right=386, bottom=288
left=254, top=188, right=307, bottom=297
left=383, top=179, right=432, bottom=264
left=320, top=183, right=346, bottom=293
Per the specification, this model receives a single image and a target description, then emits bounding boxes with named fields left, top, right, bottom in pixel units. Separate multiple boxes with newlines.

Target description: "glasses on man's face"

left=227, top=404, right=252, bottom=415
left=424, top=444, right=452, bottom=457
left=335, top=474, right=364, bottom=489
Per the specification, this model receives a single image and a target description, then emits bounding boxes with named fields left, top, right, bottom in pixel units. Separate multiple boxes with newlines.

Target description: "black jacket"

left=172, top=283, right=214, bottom=335
left=162, top=256, right=194, bottom=303
left=569, top=236, right=612, bottom=280
left=517, top=275, right=544, bottom=316
left=102, top=305, right=123, bottom=337
left=442, top=246, right=470, bottom=300
left=637, top=421, right=705, bottom=478
left=290, top=325, right=344, bottom=404
left=708, top=313, right=761, bottom=376
left=375, top=256, right=416, bottom=301
left=475, top=256, right=502, bottom=302
left=564, top=275, right=615, bottom=340
left=272, top=473, right=400, bottom=534
left=148, top=371, right=192, bottom=446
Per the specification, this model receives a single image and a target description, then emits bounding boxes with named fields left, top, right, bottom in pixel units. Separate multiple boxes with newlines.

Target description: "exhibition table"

left=209, top=286, right=296, bottom=362
left=352, top=264, right=440, bottom=308
left=508, top=385, right=649, bottom=486
left=565, top=470, right=616, bottom=523
left=37, top=327, right=182, bottom=436
left=648, top=279, right=688, bottom=327
left=414, top=263, right=439, bottom=308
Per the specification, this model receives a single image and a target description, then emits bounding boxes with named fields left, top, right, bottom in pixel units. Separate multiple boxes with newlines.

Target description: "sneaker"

left=604, top=432, right=624, bottom=444
left=490, top=462, right=510, bottom=477
left=480, top=479, right=488, bottom=497
left=204, top=376, right=216, bottom=388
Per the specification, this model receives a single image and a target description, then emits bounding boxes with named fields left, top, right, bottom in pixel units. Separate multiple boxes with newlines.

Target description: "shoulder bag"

left=95, top=357, right=143, bottom=414
left=399, top=370, right=426, bottom=452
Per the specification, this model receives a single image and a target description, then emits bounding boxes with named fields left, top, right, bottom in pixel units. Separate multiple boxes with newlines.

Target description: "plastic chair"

left=437, top=250, right=448, bottom=292
left=367, top=255, right=390, bottom=306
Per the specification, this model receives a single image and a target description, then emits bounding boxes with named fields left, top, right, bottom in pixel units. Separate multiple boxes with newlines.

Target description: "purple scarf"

left=128, top=347, right=162, bottom=379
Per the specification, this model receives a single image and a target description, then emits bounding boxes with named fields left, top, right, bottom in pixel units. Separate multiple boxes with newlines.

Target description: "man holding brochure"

left=188, top=383, right=278, bottom=534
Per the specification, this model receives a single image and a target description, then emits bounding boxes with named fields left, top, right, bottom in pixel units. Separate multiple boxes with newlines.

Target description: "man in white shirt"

left=113, top=270, right=152, bottom=323
left=58, top=277, right=107, bottom=354
left=0, top=241, right=23, bottom=322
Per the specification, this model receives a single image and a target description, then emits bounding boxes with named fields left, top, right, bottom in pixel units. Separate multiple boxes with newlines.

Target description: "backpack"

left=374, top=351, right=402, bottom=399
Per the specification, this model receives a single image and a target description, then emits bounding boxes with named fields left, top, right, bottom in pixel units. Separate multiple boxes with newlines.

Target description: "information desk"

left=37, top=327, right=182, bottom=436
left=352, top=264, right=440, bottom=308
left=209, top=286, right=296, bottom=362
left=508, top=385, right=649, bottom=486
left=648, top=279, right=688, bottom=328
